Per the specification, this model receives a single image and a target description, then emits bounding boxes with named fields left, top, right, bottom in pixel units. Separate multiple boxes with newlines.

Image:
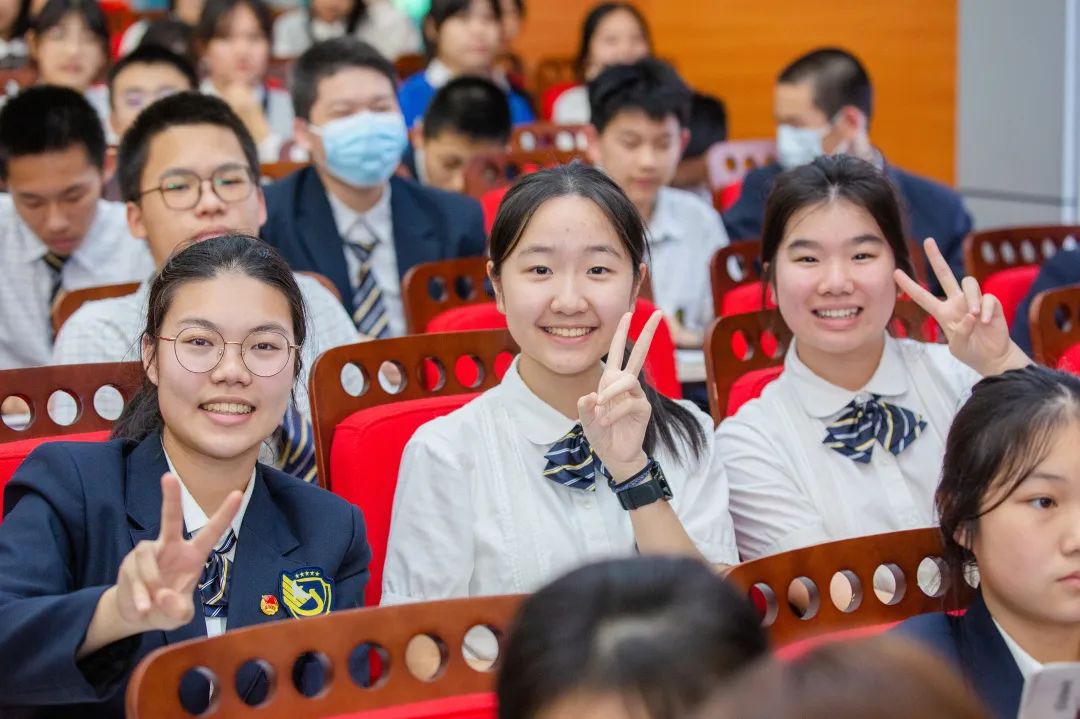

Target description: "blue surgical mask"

left=776, top=123, right=827, bottom=169
left=311, top=111, right=409, bottom=188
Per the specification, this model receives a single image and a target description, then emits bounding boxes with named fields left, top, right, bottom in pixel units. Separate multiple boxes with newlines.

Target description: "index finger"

left=922, top=237, right=962, bottom=298
left=158, top=473, right=185, bottom=542
left=189, top=490, right=243, bottom=558
left=626, top=310, right=663, bottom=377
left=606, top=312, right=633, bottom=371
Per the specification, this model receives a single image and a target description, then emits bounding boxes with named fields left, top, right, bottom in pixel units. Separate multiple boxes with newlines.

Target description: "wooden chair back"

left=726, top=528, right=969, bottom=647
left=462, top=149, right=590, bottom=199
left=0, top=362, right=143, bottom=442
left=962, top=225, right=1080, bottom=283
left=704, top=301, right=936, bottom=424
left=0, top=64, right=36, bottom=94
left=260, top=161, right=307, bottom=182
left=393, top=52, right=427, bottom=80
left=709, top=241, right=763, bottom=316
left=1029, top=283, right=1080, bottom=366
left=401, top=258, right=494, bottom=334
left=534, top=56, right=577, bottom=102
left=705, top=139, right=777, bottom=189
left=510, top=123, right=589, bottom=154
left=308, top=330, right=518, bottom=489
left=52, top=282, right=142, bottom=335
left=125, top=595, right=523, bottom=718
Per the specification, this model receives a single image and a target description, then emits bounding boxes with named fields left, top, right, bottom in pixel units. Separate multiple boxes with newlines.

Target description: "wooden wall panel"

left=513, top=1, right=957, bottom=185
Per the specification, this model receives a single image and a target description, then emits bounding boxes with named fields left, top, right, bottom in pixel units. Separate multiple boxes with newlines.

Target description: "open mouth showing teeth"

left=200, top=402, right=254, bottom=415
left=544, top=327, right=594, bottom=338
left=813, top=308, right=862, bottom=319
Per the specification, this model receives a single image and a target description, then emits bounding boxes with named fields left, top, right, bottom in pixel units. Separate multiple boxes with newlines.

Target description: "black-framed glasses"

left=139, top=165, right=256, bottom=210
left=157, top=327, right=299, bottom=377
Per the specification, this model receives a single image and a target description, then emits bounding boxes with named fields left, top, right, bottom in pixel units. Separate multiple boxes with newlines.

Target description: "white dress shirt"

left=381, top=356, right=739, bottom=604
left=993, top=618, right=1044, bottom=682
left=325, top=184, right=405, bottom=337
left=551, top=84, right=590, bottom=125
left=199, top=79, right=295, bottom=163
left=0, top=197, right=154, bottom=369
left=272, top=1, right=421, bottom=60
left=646, top=185, right=730, bottom=335
left=716, top=335, right=982, bottom=561
left=165, top=446, right=256, bottom=638
left=52, top=273, right=359, bottom=420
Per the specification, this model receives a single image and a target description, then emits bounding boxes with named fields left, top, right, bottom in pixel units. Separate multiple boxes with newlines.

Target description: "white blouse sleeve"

left=381, top=420, right=475, bottom=605
left=356, top=1, right=423, bottom=60
left=715, top=407, right=830, bottom=561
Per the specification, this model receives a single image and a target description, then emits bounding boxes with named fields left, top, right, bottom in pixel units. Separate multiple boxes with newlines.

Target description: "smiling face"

left=772, top=198, right=897, bottom=374
left=31, top=12, right=106, bottom=92
left=147, top=272, right=298, bottom=465
left=491, top=194, right=641, bottom=387
left=972, top=419, right=1080, bottom=646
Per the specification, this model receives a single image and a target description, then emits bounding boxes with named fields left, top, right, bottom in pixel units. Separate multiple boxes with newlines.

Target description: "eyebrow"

left=1020, top=471, right=1067, bottom=484
left=785, top=234, right=885, bottom=251
left=517, top=244, right=623, bottom=258
left=159, top=162, right=247, bottom=178
left=174, top=317, right=292, bottom=335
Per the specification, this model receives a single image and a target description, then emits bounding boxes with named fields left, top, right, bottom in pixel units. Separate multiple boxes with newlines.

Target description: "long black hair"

left=937, top=365, right=1080, bottom=608
left=497, top=556, right=767, bottom=719
left=31, top=0, right=110, bottom=64
left=574, top=1, right=651, bottom=80
left=112, top=234, right=308, bottom=442
left=488, top=162, right=706, bottom=461
left=307, top=0, right=368, bottom=37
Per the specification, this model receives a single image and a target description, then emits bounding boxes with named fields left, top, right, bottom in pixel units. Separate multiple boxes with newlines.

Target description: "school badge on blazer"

left=280, top=567, right=334, bottom=618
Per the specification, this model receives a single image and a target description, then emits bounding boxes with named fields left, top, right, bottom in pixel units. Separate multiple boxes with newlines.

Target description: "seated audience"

left=722, top=47, right=972, bottom=286
left=497, top=556, right=767, bottom=719
left=397, top=0, right=533, bottom=128
left=195, top=0, right=293, bottom=162
left=716, top=155, right=1030, bottom=561
left=405, top=75, right=511, bottom=193
left=708, top=636, right=988, bottom=719
left=273, top=0, right=421, bottom=61
left=895, top=365, right=1080, bottom=719
left=0, top=0, right=30, bottom=68
left=0, top=234, right=372, bottom=717
left=262, top=38, right=485, bottom=336
left=1010, top=248, right=1080, bottom=357
left=53, top=92, right=358, bottom=462
left=0, top=86, right=153, bottom=370
left=671, top=91, right=728, bottom=203
left=382, top=164, right=739, bottom=604
left=107, top=45, right=198, bottom=140
left=586, top=59, right=729, bottom=348
left=551, top=1, right=651, bottom=124
left=26, top=0, right=110, bottom=125
left=119, top=0, right=205, bottom=56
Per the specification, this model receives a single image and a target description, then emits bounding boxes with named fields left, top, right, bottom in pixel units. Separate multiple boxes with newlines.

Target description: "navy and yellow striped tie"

left=347, top=239, right=391, bottom=339
left=543, top=424, right=605, bottom=491
left=198, top=528, right=237, bottom=618
left=280, top=403, right=318, bottom=483
left=823, top=395, right=926, bottom=464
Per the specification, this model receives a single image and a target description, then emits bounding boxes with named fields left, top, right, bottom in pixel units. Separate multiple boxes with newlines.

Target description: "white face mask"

left=776, top=123, right=828, bottom=169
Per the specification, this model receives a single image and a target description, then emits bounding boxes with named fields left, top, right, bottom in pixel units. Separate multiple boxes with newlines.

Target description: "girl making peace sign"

left=382, top=164, right=738, bottom=604
left=717, top=155, right=1030, bottom=562
left=0, top=235, right=371, bottom=717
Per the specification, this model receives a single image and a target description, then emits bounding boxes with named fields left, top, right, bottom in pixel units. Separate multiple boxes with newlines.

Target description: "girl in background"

left=27, top=0, right=109, bottom=124
left=273, top=0, right=421, bottom=61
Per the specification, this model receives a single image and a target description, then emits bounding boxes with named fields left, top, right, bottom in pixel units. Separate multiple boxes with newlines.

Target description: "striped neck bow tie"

left=543, top=424, right=606, bottom=491
left=822, top=394, right=926, bottom=464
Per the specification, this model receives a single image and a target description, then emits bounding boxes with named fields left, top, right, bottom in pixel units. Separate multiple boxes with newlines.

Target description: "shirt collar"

left=785, top=334, right=909, bottom=418
left=992, top=618, right=1044, bottom=681
left=500, top=356, right=582, bottom=446
left=199, top=78, right=267, bottom=106
left=326, top=182, right=392, bottom=244
left=424, top=58, right=511, bottom=92
left=646, top=186, right=677, bottom=246
left=163, top=444, right=257, bottom=539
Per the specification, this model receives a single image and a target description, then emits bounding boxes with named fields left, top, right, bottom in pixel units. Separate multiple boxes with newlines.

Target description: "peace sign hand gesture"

left=113, top=473, right=243, bottom=633
left=894, top=238, right=1030, bottom=376
left=578, top=311, right=663, bottom=483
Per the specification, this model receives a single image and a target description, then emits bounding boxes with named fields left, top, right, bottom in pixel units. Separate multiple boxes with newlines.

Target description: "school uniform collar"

left=500, top=355, right=582, bottom=446
left=992, top=617, right=1044, bottom=681
left=199, top=78, right=267, bottom=106
left=645, top=186, right=678, bottom=246
left=785, top=333, right=909, bottom=419
left=325, top=181, right=393, bottom=244
left=162, top=442, right=257, bottom=541
left=424, top=58, right=511, bottom=92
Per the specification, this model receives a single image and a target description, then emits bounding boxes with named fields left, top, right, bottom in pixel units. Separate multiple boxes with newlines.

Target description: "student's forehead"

left=316, top=66, right=396, bottom=103
left=114, top=62, right=192, bottom=89
left=782, top=200, right=883, bottom=245
left=144, top=124, right=248, bottom=171
left=604, top=109, right=680, bottom=136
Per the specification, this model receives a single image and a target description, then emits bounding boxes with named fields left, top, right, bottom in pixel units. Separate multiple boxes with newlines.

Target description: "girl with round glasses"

left=0, top=234, right=371, bottom=717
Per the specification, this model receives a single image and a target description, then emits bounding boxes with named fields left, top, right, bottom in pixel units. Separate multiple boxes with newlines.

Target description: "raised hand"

left=894, top=237, right=1029, bottom=376
left=113, top=473, right=243, bottom=632
left=578, top=310, right=663, bottom=483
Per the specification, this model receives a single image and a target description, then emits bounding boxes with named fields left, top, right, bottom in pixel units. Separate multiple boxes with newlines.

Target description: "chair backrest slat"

left=963, top=225, right=1080, bottom=283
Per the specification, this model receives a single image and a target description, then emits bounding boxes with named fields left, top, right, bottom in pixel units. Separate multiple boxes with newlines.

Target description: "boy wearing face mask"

left=722, top=47, right=972, bottom=285
left=261, top=37, right=486, bottom=337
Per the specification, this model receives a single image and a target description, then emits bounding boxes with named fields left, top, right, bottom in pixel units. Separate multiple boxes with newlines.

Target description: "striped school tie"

left=346, top=238, right=391, bottom=339
left=42, top=251, right=68, bottom=305
left=198, top=528, right=237, bottom=619
left=543, top=424, right=605, bottom=491
left=279, top=403, right=318, bottom=483
left=822, top=394, right=927, bottom=464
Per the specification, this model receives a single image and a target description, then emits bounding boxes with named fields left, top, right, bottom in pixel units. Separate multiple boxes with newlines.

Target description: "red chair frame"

left=1029, top=283, right=1080, bottom=367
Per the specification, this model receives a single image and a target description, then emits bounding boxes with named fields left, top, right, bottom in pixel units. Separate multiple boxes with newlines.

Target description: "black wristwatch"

left=607, top=459, right=672, bottom=511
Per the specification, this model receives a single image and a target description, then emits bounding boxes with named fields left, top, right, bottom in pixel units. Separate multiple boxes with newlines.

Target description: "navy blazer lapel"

left=389, top=176, right=440, bottom=280
left=958, top=592, right=1025, bottom=719
left=297, top=168, right=353, bottom=304
left=123, top=433, right=208, bottom=645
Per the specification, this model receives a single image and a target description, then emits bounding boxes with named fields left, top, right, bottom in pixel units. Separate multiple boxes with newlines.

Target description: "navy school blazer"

left=0, top=433, right=371, bottom=718
left=892, top=592, right=1024, bottom=719
left=259, top=168, right=487, bottom=316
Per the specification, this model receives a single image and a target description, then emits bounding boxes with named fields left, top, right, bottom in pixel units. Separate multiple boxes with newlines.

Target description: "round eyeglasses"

left=139, top=165, right=256, bottom=210
left=157, top=327, right=299, bottom=377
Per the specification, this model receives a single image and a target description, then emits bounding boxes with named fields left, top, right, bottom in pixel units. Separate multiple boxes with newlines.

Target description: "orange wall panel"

left=514, top=1, right=957, bottom=184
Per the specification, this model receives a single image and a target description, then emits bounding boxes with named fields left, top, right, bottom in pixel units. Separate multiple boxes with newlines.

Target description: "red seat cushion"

left=1057, top=344, right=1080, bottom=373
left=774, top=622, right=901, bottom=660
left=716, top=179, right=744, bottom=212
left=720, top=281, right=776, bottom=317
left=726, top=366, right=783, bottom=416
left=427, top=304, right=506, bottom=333
left=981, top=265, right=1039, bottom=327
left=480, top=187, right=510, bottom=236
left=329, top=395, right=480, bottom=606
left=540, top=81, right=580, bottom=121
left=328, top=693, right=496, bottom=719
left=0, top=431, right=112, bottom=524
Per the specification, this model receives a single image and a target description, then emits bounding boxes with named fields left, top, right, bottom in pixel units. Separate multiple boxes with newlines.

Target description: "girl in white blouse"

left=382, top=164, right=738, bottom=604
left=716, top=155, right=1031, bottom=561
left=272, top=0, right=421, bottom=61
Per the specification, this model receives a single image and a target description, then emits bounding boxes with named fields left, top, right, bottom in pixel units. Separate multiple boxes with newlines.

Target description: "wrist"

left=982, top=344, right=1032, bottom=376
left=604, top=452, right=649, bottom=485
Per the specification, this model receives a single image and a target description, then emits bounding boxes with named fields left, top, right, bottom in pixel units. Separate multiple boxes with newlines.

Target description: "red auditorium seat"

left=981, top=265, right=1039, bottom=327
left=1028, top=283, right=1080, bottom=367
